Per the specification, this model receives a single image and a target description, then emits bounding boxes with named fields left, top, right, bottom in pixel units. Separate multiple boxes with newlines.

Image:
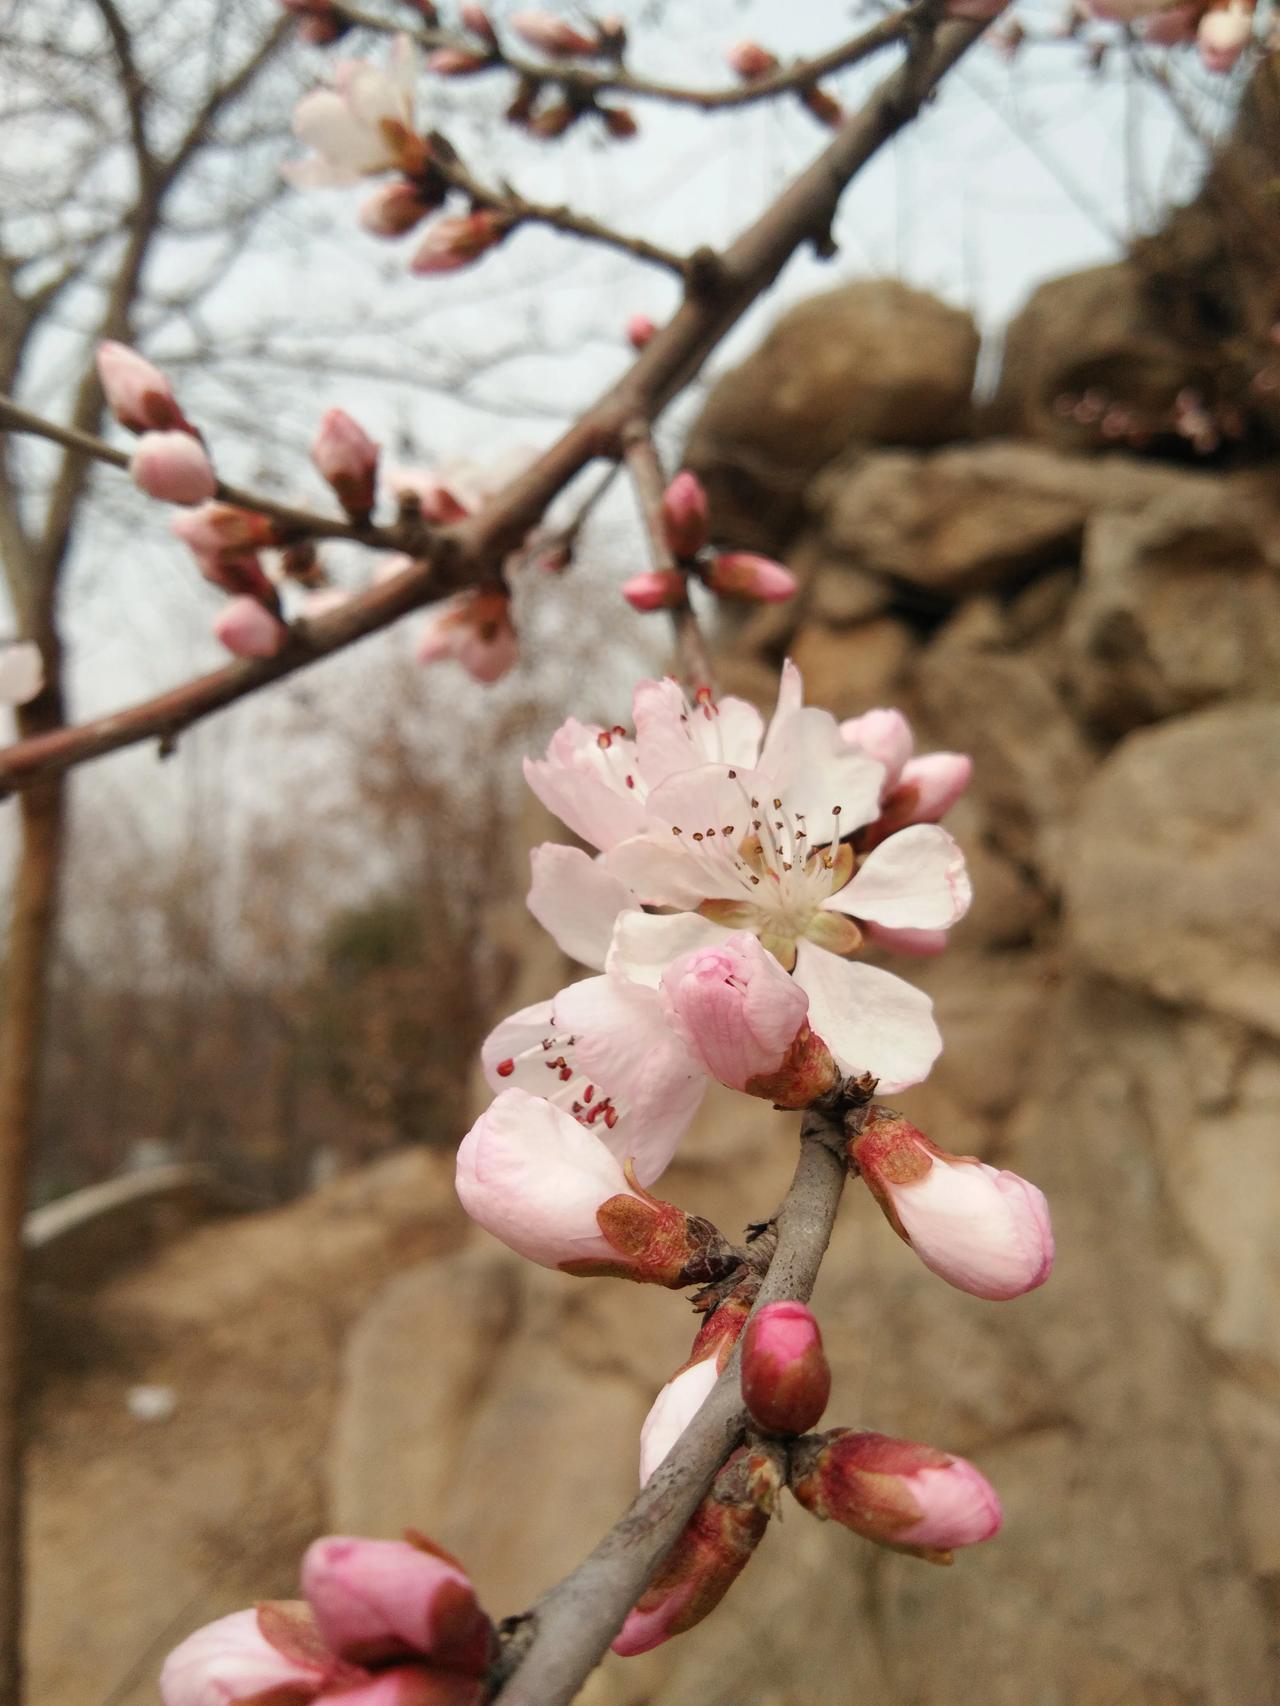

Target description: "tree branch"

left=489, top=1112, right=849, bottom=1706
left=0, top=6, right=1002, bottom=793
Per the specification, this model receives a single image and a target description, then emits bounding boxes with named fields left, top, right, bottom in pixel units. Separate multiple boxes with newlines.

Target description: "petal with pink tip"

left=632, top=677, right=763, bottom=789
left=527, top=844, right=636, bottom=971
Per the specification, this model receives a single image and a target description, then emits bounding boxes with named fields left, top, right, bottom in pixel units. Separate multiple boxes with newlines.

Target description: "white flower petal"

left=0, top=642, right=43, bottom=707
left=793, top=939, right=941, bottom=1092
left=633, top=677, right=763, bottom=790
left=758, top=669, right=885, bottom=837
left=606, top=910, right=737, bottom=990
left=480, top=999, right=554, bottom=1092
left=638, top=1356, right=721, bottom=1486
left=527, top=844, right=636, bottom=972
left=522, top=718, right=647, bottom=852
left=828, top=825, right=972, bottom=930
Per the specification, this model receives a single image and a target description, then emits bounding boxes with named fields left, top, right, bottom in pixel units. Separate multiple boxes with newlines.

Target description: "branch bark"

left=0, top=5, right=999, bottom=793
left=489, top=1115, right=849, bottom=1706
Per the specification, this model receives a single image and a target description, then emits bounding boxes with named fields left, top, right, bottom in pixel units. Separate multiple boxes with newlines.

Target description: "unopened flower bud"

left=528, top=101, right=579, bottom=140
left=510, top=10, right=601, bottom=56
left=301, top=1535, right=490, bottom=1672
left=702, top=551, right=797, bottom=604
left=600, top=105, right=638, bottom=139
left=407, top=0, right=440, bottom=20
left=417, top=589, right=517, bottom=684
left=428, top=46, right=491, bottom=74
left=799, top=85, right=844, bottom=128
left=279, top=0, right=350, bottom=45
left=172, top=502, right=276, bottom=558
left=626, top=312, right=657, bottom=350
left=410, top=211, right=511, bottom=274
left=789, top=1428, right=1002, bottom=1561
left=159, top=1603, right=328, bottom=1706
left=613, top=1448, right=776, bottom=1655
left=129, top=431, right=217, bottom=505
left=726, top=40, right=779, bottom=79
left=840, top=708, right=914, bottom=788
left=456, top=1088, right=733, bottom=1285
left=1198, top=2, right=1252, bottom=70
left=850, top=1107, right=1054, bottom=1300
left=622, top=569, right=686, bottom=612
left=660, top=470, right=709, bottom=560
left=0, top=641, right=43, bottom=708
left=360, top=180, right=435, bottom=237
left=311, top=408, right=379, bottom=520
left=96, top=340, right=196, bottom=436
left=660, top=933, right=837, bottom=1108
left=459, top=4, right=497, bottom=44
left=213, top=597, right=290, bottom=660
left=740, top=1301, right=830, bottom=1435
left=638, top=1283, right=756, bottom=1486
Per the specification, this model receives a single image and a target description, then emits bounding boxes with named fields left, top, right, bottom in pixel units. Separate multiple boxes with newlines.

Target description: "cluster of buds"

left=161, top=1533, right=493, bottom=1706
left=725, top=40, right=844, bottom=127
left=623, top=470, right=798, bottom=612
left=97, top=342, right=217, bottom=507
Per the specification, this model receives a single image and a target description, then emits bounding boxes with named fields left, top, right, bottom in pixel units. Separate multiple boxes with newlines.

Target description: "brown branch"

left=621, top=420, right=716, bottom=694
left=488, top=1112, right=849, bottom=1706
left=335, top=1, right=926, bottom=112
left=0, top=6, right=1003, bottom=794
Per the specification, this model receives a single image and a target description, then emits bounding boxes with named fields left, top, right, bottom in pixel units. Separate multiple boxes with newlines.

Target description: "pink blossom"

left=0, top=641, right=44, bottom=707
left=841, top=709, right=972, bottom=843
left=626, top=313, right=657, bottom=350
left=172, top=502, right=275, bottom=557
left=301, top=1537, right=490, bottom=1671
left=703, top=552, right=797, bottom=603
left=409, top=212, right=511, bottom=275
left=740, top=1301, right=830, bottom=1436
left=284, top=37, right=424, bottom=188
left=1197, top=2, right=1253, bottom=69
left=851, top=1107, right=1054, bottom=1300
left=160, top=1606, right=329, bottom=1706
left=479, top=971, right=706, bottom=1185
left=660, top=932, right=836, bottom=1106
left=509, top=10, right=600, bottom=56
left=96, top=341, right=195, bottom=435
left=790, top=1429, right=1002, bottom=1557
left=213, top=598, right=290, bottom=660
left=360, top=180, right=435, bottom=237
left=622, top=569, right=685, bottom=611
left=660, top=471, right=709, bottom=560
left=129, top=431, right=217, bottom=504
left=416, top=590, right=517, bottom=684
left=311, top=408, right=379, bottom=518
left=725, top=41, right=779, bottom=78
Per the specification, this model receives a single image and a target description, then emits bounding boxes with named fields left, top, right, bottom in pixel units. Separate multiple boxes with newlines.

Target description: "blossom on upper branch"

left=524, top=665, right=971, bottom=1093
left=284, top=37, right=426, bottom=188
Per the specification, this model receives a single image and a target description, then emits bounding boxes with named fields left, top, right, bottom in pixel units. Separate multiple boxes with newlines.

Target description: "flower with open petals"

left=525, top=665, right=969, bottom=1093
left=284, top=37, right=426, bottom=188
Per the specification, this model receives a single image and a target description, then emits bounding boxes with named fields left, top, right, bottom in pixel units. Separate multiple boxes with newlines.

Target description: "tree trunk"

left=0, top=679, right=67, bottom=1706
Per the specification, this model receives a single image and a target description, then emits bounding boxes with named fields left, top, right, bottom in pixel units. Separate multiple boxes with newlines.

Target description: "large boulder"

left=1064, top=704, right=1280, bottom=1040
left=685, top=280, right=979, bottom=551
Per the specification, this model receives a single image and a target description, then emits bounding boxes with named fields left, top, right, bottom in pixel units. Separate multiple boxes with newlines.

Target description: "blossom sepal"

left=788, top=1428, right=1002, bottom=1563
left=561, top=1162, right=740, bottom=1288
left=743, top=1020, right=839, bottom=1109
left=611, top=1445, right=782, bottom=1656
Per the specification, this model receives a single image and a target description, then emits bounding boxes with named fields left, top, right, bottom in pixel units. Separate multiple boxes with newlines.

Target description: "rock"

left=1064, top=704, right=1280, bottom=1041
left=685, top=281, right=979, bottom=551
left=1065, top=487, right=1280, bottom=733
left=815, top=441, right=1199, bottom=598
left=787, top=617, right=915, bottom=716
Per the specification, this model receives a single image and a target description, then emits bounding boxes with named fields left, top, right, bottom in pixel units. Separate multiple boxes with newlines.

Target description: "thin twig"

left=620, top=420, right=716, bottom=694
left=489, top=1113, right=850, bottom=1706
left=0, top=8, right=1002, bottom=794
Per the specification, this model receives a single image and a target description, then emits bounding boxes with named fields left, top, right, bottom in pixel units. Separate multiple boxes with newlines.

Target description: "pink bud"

left=456, top=1088, right=722, bottom=1284
left=840, top=708, right=915, bottom=789
left=160, top=1604, right=329, bottom=1706
left=799, top=85, right=844, bottom=128
left=416, top=589, right=517, bottom=684
left=427, top=47, right=491, bottom=74
left=892, top=753, right=973, bottom=823
left=360, top=180, right=434, bottom=237
left=409, top=211, right=510, bottom=274
left=660, top=471, right=709, bottom=560
left=659, top=932, right=836, bottom=1108
left=626, top=313, right=657, bottom=350
left=129, top=431, right=217, bottom=505
left=850, top=1107, right=1054, bottom=1301
left=600, top=105, right=638, bottom=140
left=96, top=340, right=195, bottom=435
left=1197, top=3, right=1252, bottom=70
left=725, top=40, right=779, bottom=79
left=213, top=597, right=289, bottom=660
left=613, top=1449, right=775, bottom=1655
left=703, top=551, right=797, bottom=603
left=172, top=502, right=276, bottom=557
left=622, top=569, right=686, bottom=612
left=790, top=1429, right=1002, bottom=1560
left=317, top=1669, right=485, bottom=1706
left=279, top=0, right=350, bottom=45
left=301, top=1536, right=490, bottom=1672
left=311, top=408, right=379, bottom=519
left=509, top=10, right=601, bottom=56
left=740, top=1301, right=831, bottom=1436
left=460, top=4, right=497, bottom=43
